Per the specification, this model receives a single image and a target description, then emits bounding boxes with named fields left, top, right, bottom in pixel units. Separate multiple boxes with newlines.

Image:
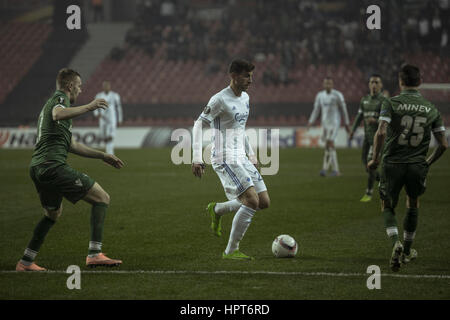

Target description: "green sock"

left=22, top=216, right=56, bottom=263
left=88, top=202, right=108, bottom=255
left=403, top=208, right=418, bottom=255
left=383, top=207, right=399, bottom=246
left=367, top=169, right=376, bottom=194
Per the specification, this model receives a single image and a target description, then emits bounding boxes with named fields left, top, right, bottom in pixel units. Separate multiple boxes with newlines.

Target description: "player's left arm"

left=367, top=120, right=388, bottom=170
left=70, top=137, right=124, bottom=169
left=337, top=92, right=350, bottom=133
left=116, top=93, right=123, bottom=125
left=245, top=133, right=259, bottom=169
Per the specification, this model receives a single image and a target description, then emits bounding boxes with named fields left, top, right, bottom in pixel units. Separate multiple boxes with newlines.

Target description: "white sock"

left=330, top=148, right=339, bottom=172
left=106, top=141, right=114, bottom=155
left=225, top=205, right=256, bottom=255
left=323, top=149, right=330, bottom=170
left=214, top=199, right=241, bottom=216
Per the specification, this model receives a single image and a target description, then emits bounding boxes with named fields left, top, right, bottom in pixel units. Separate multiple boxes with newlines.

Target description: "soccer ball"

left=272, top=234, right=298, bottom=258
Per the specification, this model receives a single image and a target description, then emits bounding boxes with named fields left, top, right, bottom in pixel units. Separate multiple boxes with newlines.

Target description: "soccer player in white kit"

left=94, top=81, right=123, bottom=155
left=307, top=77, right=350, bottom=176
left=192, top=59, right=270, bottom=260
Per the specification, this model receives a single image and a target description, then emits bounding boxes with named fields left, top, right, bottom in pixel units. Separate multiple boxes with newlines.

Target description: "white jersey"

left=308, top=89, right=349, bottom=128
left=94, top=91, right=123, bottom=127
left=198, top=86, right=250, bottom=164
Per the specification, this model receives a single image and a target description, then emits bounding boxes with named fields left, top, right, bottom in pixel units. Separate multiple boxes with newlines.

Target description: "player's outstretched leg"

left=16, top=206, right=62, bottom=271
left=207, top=202, right=221, bottom=237
left=207, top=199, right=241, bottom=237
left=83, top=183, right=122, bottom=267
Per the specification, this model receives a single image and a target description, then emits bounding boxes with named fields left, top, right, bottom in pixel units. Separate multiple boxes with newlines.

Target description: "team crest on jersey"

left=58, top=97, right=64, bottom=104
left=203, top=106, right=211, bottom=114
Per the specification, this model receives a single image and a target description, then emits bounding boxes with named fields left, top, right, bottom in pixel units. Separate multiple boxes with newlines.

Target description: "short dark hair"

left=399, top=64, right=421, bottom=87
left=370, top=73, right=382, bottom=80
left=228, top=59, right=255, bottom=74
left=57, top=68, right=80, bottom=90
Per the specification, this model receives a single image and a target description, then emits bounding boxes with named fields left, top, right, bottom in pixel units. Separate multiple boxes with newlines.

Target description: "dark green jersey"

left=30, top=90, right=72, bottom=167
left=379, top=89, right=445, bottom=164
left=351, top=92, right=387, bottom=144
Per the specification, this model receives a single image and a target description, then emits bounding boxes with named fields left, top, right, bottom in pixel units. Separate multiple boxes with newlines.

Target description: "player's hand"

left=349, top=131, right=354, bottom=141
left=366, top=117, right=377, bottom=125
left=88, top=99, right=108, bottom=111
left=367, top=159, right=378, bottom=171
left=249, top=154, right=260, bottom=170
left=103, top=153, right=124, bottom=169
left=192, top=162, right=205, bottom=178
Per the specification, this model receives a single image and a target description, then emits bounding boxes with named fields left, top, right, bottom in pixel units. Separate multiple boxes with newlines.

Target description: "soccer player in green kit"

left=368, top=65, right=447, bottom=272
left=16, top=68, right=125, bottom=271
left=349, top=74, right=387, bottom=202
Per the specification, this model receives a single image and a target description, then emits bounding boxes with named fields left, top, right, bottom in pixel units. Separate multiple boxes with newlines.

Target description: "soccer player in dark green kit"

left=349, top=74, right=387, bottom=202
left=368, top=65, right=447, bottom=272
left=16, top=68, right=125, bottom=271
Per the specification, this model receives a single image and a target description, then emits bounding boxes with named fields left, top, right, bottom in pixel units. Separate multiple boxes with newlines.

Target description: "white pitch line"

left=1, top=270, right=450, bottom=279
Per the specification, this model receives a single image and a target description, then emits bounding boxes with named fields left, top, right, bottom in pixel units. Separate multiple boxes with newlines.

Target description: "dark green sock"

left=22, top=216, right=56, bottom=263
left=367, top=169, right=376, bottom=194
left=403, top=208, right=418, bottom=255
left=383, top=207, right=398, bottom=246
left=88, top=202, right=108, bottom=255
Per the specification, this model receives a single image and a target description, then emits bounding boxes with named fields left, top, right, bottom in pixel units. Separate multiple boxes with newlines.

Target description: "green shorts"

left=30, top=162, right=95, bottom=211
left=379, top=161, right=429, bottom=209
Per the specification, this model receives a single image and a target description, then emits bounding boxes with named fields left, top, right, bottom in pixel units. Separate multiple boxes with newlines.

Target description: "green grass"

left=0, top=148, right=449, bottom=299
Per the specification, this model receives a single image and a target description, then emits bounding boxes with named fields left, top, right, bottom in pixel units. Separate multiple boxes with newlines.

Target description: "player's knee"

left=100, top=191, right=110, bottom=205
left=407, top=197, right=419, bottom=209
left=44, top=206, right=62, bottom=221
left=241, top=195, right=259, bottom=210
left=258, top=196, right=270, bottom=210
left=381, top=199, right=392, bottom=211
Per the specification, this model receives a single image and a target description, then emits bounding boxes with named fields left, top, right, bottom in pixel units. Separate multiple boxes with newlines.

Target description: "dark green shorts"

left=30, top=162, right=95, bottom=211
left=379, top=162, right=429, bottom=208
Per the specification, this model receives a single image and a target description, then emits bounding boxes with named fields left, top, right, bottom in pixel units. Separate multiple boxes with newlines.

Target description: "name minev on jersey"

left=198, top=86, right=252, bottom=164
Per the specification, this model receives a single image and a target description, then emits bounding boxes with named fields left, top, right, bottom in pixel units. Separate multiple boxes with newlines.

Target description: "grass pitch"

left=0, top=148, right=449, bottom=300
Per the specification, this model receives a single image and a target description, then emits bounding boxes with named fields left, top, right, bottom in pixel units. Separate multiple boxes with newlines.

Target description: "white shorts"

left=212, top=158, right=267, bottom=200
left=99, top=123, right=116, bottom=139
left=322, top=126, right=339, bottom=142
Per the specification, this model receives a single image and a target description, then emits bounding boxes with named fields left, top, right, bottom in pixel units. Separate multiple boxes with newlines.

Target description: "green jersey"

left=379, top=89, right=445, bottom=164
left=351, top=92, right=387, bottom=144
left=30, top=90, right=72, bottom=167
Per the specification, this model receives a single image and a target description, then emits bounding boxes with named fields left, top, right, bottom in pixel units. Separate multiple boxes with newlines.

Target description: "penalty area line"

left=1, top=270, right=450, bottom=279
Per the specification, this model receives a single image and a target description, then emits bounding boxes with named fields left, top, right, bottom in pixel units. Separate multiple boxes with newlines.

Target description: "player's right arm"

left=192, top=118, right=208, bottom=178
left=426, top=113, right=447, bottom=166
left=307, top=93, right=321, bottom=130
left=349, top=99, right=364, bottom=140
left=52, top=99, right=108, bottom=121
left=427, top=131, right=448, bottom=166
left=192, top=95, right=222, bottom=178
